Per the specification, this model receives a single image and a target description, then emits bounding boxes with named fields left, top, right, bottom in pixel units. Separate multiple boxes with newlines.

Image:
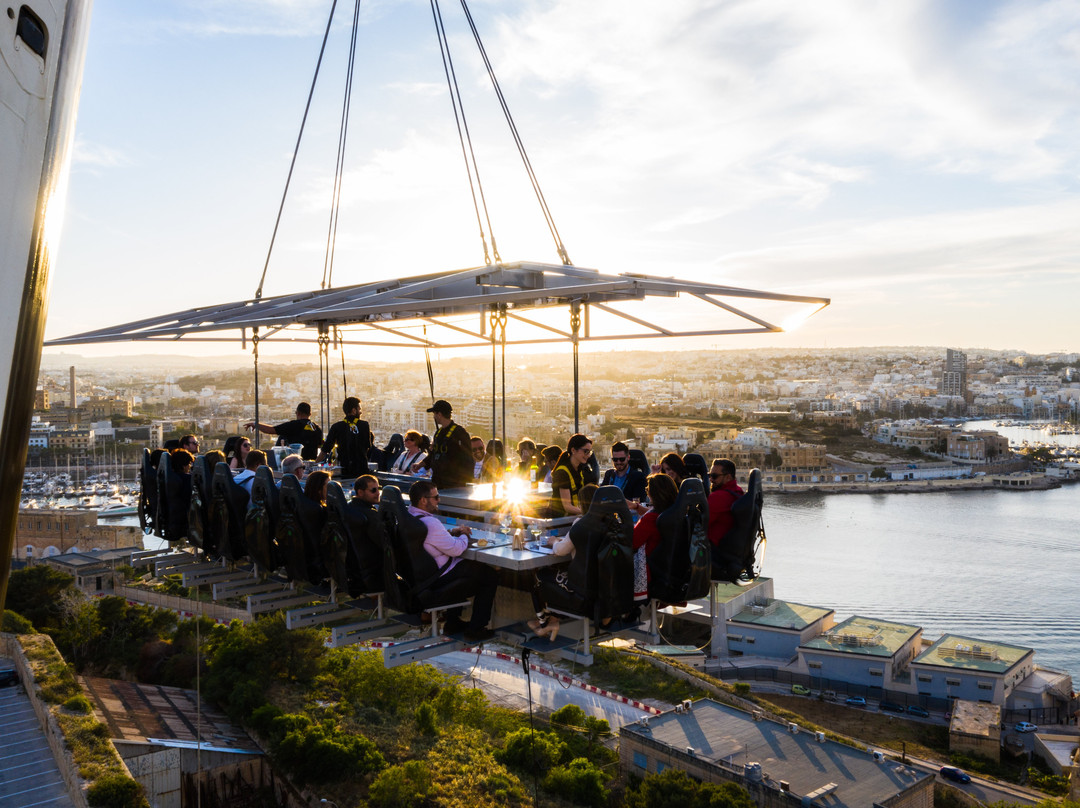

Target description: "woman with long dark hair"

left=481, top=438, right=506, bottom=481
left=304, top=470, right=330, bottom=506
left=632, top=473, right=679, bottom=602
left=548, top=433, right=594, bottom=516
left=225, top=436, right=251, bottom=471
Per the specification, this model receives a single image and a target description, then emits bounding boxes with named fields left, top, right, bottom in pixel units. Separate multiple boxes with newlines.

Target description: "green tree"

left=627, top=768, right=754, bottom=808
left=5, top=566, right=74, bottom=630
left=870, top=467, right=888, bottom=479
left=498, top=728, right=566, bottom=773
left=369, top=761, right=434, bottom=808
left=543, top=758, right=607, bottom=807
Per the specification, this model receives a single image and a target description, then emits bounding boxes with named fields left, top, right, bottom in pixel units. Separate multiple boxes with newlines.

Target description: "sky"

left=43, top=0, right=1080, bottom=362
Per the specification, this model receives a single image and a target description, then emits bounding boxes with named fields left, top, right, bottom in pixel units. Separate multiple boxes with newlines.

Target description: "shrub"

left=498, top=728, right=566, bottom=773
left=627, top=767, right=754, bottom=808
left=733, top=682, right=751, bottom=696
left=274, top=720, right=385, bottom=785
left=86, top=772, right=148, bottom=808
left=415, top=701, right=438, bottom=735
left=369, top=761, right=433, bottom=808
left=1028, top=770, right=1069, bottom=796
left=543, top=758, right=607, bottom=807
left=551, top=704, right=587, bottom=728
left=1, top=609, right=34, bottom=634
left=64, top=694, right=94, bottom=714
left=248, top=704, right=284, bottom=739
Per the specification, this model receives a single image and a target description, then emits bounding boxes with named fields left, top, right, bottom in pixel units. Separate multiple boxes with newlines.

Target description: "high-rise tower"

left=940, top=349, right=967, bottom=397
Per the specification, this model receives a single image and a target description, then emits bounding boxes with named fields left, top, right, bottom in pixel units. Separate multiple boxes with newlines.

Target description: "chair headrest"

left=326, top=481, right=348, bottom=514
left=378, top=484, right=408, bottom=516
left=675, top=476, right=707, bottom=506
left=280, top=473, right=303, bottom=501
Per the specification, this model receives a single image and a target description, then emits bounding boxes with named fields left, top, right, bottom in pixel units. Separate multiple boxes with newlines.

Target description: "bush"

left=1028, top=770, right=1069, bottom=796
left=64, top=694, right=94, bottom=714
left=498, top=728, right=566, bottom=773
left=543, top=758, right=607, bottom=807
left=627, top=768, right=754, bottom=808
left=369, top=761, right=434, bottom=808
left=274, top=720, right=385, bottom=785
left=1, top=609, right=34, bottom=634
left=86, top=772, right=148, bottom=808
left=733, top=682, right=751, bottom=696
left=551, top=704, right=587, bottom=728
left=415, top=701, right=438, bottom=735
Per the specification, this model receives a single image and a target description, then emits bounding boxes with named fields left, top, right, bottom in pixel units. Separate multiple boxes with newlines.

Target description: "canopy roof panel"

left=45, top=261, right=829, bottom=349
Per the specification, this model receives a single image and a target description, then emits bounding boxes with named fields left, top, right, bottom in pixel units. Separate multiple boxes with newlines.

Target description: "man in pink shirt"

left=408, top=480, right=498, bottom=642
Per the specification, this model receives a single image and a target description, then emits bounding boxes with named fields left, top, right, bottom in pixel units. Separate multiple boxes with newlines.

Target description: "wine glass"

left=499, top=512, right=513, bottom=540
left=528, top=522, right=544, bottom=547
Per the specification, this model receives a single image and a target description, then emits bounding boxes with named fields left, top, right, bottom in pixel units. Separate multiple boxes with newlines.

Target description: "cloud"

left=484, top=0, right=1080, bottom=210
left=72, top=139, right=130, bottom=170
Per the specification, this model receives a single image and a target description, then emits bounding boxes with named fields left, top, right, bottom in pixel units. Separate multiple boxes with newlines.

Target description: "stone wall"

left=0, top=632, right=89, bottom=808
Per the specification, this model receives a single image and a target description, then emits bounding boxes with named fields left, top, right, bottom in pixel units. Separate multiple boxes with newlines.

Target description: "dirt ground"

left=761, top=694, right=949, bottom=761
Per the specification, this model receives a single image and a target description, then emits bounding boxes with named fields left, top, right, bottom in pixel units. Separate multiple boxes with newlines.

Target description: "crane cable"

left=323, top=0, right=364, bottom=290
left=430, top=0, right=499, bottom=265
left=458, top=0, right=572, bottom=266
left=255, top=0, right=341, bottom=300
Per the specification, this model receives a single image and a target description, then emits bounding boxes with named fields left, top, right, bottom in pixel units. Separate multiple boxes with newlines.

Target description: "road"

left=429, top=648, right=661, bottom=729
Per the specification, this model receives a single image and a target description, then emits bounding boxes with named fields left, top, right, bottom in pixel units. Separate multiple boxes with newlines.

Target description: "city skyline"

left=45, top=1, right=1080, bottom=360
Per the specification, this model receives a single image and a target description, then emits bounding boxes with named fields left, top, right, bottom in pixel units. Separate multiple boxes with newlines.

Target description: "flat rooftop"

left=801, top=615, right=920, bottom=658
left=729, top=599, right=832, bottom=631
left=713, top=578, right=772, bottom=604
left=914, top=634, right=1032, bottom=674
left=623, top=699, right=930, bottom=807
left=80, top=676, right=259, bottom=753
left=950, top=699, right=1001, bottom=737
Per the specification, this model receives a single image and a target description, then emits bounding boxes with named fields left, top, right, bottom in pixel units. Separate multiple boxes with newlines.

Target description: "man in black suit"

left=600, top=441, right=647, bottom=502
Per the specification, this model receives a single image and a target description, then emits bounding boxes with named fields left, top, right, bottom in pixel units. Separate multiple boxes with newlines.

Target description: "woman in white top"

left=391, top=430, right=427, bottom=474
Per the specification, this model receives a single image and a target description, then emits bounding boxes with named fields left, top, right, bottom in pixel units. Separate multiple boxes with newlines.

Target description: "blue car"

left=845, top=696, right=867, bottom=707
left=940, top=767, right=971, bottom=784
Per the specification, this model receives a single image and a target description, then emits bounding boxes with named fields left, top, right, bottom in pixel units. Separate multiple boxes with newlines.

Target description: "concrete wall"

left=114, top=742, right=267, bottom=808
left=727, top=625, right=802, bottom=659
left=112, top=585, right=251, bottom=624
left=912, top=666, right=1006, bottom=704
left=801, top=649, right=892, bottom=691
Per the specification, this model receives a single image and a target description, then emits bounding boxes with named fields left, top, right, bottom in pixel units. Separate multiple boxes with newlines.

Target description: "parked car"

left=0, top=668, right=18, bottom=688
left=822, top=690, right=837, bottom=701
left=1014, top=721, right=1038, bottom=733
left=939, top=767, right=971, bottom=784
left=879, top=701, right=905, bottom=714
left=791, top=684, right=811, bottom=695
left=906, top=705, right=930, bottom=717
left=845, top=696, right=867, bottom=707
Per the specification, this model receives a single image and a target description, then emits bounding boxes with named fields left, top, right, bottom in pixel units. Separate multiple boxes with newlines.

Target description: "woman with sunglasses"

left=548, top=433, right=595, bottom=516
left=226, top=436, right=251, bottom=471
left=391, top=430, right=427, bottom=474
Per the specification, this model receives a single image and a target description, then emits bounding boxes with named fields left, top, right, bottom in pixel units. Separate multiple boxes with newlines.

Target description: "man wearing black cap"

left=424, top=399, right=473, bottom=489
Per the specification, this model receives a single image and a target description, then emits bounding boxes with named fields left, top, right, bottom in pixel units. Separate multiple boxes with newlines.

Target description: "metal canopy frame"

left=46, top=261, right=828, bottom=348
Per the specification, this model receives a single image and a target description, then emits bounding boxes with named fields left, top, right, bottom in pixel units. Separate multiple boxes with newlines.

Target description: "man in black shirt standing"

left=245, top=402, right=323, bottom=460
left=423, top=399, right=473, bottom=489
left=317, top=396, right=373, bottom=478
